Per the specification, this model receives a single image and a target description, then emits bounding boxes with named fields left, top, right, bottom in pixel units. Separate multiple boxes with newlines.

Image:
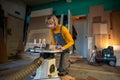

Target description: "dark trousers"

left=58, top=52, right=69, bottom=76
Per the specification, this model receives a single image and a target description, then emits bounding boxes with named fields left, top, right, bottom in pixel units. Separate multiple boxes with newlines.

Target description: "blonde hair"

left=45, top=15, right=58, bottom=26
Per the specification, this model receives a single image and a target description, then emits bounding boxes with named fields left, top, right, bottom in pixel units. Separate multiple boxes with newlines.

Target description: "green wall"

left=32, top=0, right=120, bottom=16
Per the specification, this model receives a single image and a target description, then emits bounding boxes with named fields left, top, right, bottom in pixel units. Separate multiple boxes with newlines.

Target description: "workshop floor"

left=68, top=55, right=120, bottom=80
left=0, top=53, right=120, bottom=80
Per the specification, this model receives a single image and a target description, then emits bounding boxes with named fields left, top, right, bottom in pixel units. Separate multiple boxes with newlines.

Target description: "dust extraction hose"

left=4, top=57, right=44, bottom=80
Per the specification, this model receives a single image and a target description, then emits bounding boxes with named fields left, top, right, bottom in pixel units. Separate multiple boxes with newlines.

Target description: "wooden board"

left=61, top=75, right=97, bottom=80
left=0, top=28, right=8, bottom=63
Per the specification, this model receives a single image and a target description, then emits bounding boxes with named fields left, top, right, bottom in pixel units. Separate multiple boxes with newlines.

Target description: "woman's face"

left=47, top=19, right=56, bottom=29
left=47, top=16, right=58, bottom=29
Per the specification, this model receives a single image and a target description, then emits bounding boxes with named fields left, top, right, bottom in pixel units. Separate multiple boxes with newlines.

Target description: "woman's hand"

left=56, top=45, right=65, bottom=50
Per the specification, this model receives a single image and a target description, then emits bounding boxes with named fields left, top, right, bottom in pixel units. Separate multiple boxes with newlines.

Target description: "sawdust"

left=61, top=75, right=97, bottom=80
left=61, top=75, right=75, bottom=80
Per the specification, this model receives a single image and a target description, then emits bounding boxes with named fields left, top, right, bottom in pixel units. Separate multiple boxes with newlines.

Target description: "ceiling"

left=7, top=0, right=61, bottom=6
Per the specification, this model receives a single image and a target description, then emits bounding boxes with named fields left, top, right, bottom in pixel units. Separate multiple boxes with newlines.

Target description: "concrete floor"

left=0, top=53, right=120, bottom=80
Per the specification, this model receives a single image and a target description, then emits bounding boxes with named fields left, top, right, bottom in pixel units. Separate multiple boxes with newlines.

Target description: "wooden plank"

left=0, top=28, right=8, bottom=63
left=111, top=11, right=120, bottom=45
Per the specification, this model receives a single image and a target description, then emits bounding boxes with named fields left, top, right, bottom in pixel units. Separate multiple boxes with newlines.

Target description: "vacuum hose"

left=4, top=57, right=44, bottom=80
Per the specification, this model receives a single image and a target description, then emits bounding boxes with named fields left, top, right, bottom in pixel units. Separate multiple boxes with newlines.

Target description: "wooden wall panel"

left=111, top=11, right=120, bottom=45
left=29, top=16, right=48, bottom=30
left=88, top=5, right=111, bottom=49
left=7, top=15, right=24, bottom=57
left=0, top=28, right=8, bottom=63
left=88, top=5, right=104, bottom=36
left=27, top=29, right=51, bottom=43
left=93, top=23, right=108, bottom=35
left=95, top=35, right=108, bottom=49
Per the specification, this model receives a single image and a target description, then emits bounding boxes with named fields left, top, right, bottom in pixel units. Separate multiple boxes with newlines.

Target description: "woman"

left=46, top=15, right=74, bottom=76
